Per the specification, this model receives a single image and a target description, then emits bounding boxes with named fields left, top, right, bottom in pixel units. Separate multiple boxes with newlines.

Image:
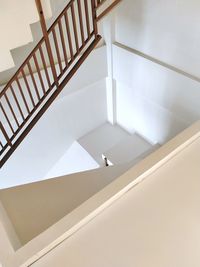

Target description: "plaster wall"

left=115, top=0, right=200, bottom=79
left=111, top=0, right=200, bottom=143
left=0, top=47, right=108, bottom=188
left=0, top=79, right=107, bottom=189
left=113, top=44, right=200, bottom=144
left=31, top=126, right=200, bottom=267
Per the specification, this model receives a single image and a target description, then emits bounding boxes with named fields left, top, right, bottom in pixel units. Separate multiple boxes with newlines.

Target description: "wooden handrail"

left=35, top=0, right=59, bottom=87
left=96, top=0, right=122, bottom=21
left=0, top=0, right=122, bottom=168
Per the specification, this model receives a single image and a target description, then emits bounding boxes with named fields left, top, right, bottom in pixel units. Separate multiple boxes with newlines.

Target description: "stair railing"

left=0, top=0, right=121, bottom=168
left=95, top=0, right=122, bottom=21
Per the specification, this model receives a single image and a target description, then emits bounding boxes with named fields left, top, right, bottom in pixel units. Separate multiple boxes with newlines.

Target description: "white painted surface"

left=104, top=133, right=153, bottom=164
left=115, top=0, right=200, bottom=79
left=0, top=202, right=21, bottom=250
left=111, top=0, right=200, bottom=144
left=59, top=46, right=108, bottom=98
left=2, top=121, right=200, bottom=267
left=31, top=127, right=200, bottom=267
left=0, top=0, right=52, bottom=72
left=0, top=219, right=13, bottom=267
left=0, top=80, right=107, bottom=189
left=78, top=122, right=131, bottom=165
left=113, top=44, right=200, bottom=144
left=0, top=164, right=130, bottom=246
left=101, top=14, right=117, bottom=124
left=0, top=46, right=107, bottom=127
left=0, top=46, right=108, bottom=188
left=0, top=0, right=38, bottom=71
left=0, top=0, right=104, bottom=85
left=44, top=141, right=99, bottom=179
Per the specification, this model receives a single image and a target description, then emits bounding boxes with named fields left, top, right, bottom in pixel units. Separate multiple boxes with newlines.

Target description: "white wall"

left=78, top=122, right=130, bottom=165
left=113, top=44, right=200, bottom=144
left=0, top=0, right=52, bottom=72
left=0, top=202, right=21, bottom=250
left=0, top=219, right=14, bottom=267
left=111, top=0, right=200, bottom=144
left=59, top=46, right=108, bottom=98
left=115, top=0, right=200, bottom=79
left=0, top=0, right=104, bottom=84
left=0, top=46, right=107, bottom=129
left=0, top=45, right=108, bottom=188
left=104, top=133, right=153, bottom=164
left=44, top=141, right=99, bottom=179
left=79, top=122, right=154, bottom=166
left=0, top=0, right=38, bottom=71
left=29, top=122, right=200, bottom=267
left=0, top=79, right=107, bottom=189
left=1, top=121, right=199, bottom=267
left=0, top=163, right=130, bottom=246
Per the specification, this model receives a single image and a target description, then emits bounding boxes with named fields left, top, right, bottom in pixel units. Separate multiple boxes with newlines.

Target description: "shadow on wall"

left=0, top=162, right=130, bottom=246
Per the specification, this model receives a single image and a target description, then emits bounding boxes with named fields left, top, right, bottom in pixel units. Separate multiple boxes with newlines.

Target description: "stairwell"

left=0, top=0, right=52, bottom=73
left=0, top=0, right=123, bottom=168
left=1, top=0, right=200, bottom=266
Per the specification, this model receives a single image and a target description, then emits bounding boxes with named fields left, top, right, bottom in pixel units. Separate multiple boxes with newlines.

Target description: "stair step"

left=103, top=133, right=154, bottom=165
left=0, top=0, right=52, bottom=72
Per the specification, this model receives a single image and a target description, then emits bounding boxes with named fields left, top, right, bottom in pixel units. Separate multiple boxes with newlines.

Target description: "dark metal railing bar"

left=71, top=1, right=80, bottom=53
left=35, top=0, right=59, bottom=88
left=51, top=28, right=63, bottom=74
left=91, top=0, right=98, bottom=37
left=4, top=93, right=20, bottom=127
left=27, top=62, right=41, bottom=101
left=0, top=141, right=3, bottom=149
left=0, top=37, right=45, bottom=99
left=0, top=103, right=15, bottom=134
left=77, top=0, right=85, bottom=44
left=38, top=45, right=52, bottom=89
left=0, top=121, right=12, bottom=146
left=84, top=0, right=91, bottom=38
left=4, top=81, right=57, bottom=146
left=16, top=78, right=31, bottom=114
left=64, top=11, right=74, bottom=60
left=33, top=54, right=46, bottom=95
left=96, top=0, right=122, bottom=21
left=21, top=69, right=36, bottom=108
left=58, top=20, right=69, bottom=67
left=10, top=85, right=25, bottom=121
left=0, top=0, right=120, bottom=167
left=56, top=31, right=95, bottom=80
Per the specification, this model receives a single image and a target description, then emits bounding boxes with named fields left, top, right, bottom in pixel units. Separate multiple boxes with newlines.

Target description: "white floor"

left=79, top=122, right=154, bottom=166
